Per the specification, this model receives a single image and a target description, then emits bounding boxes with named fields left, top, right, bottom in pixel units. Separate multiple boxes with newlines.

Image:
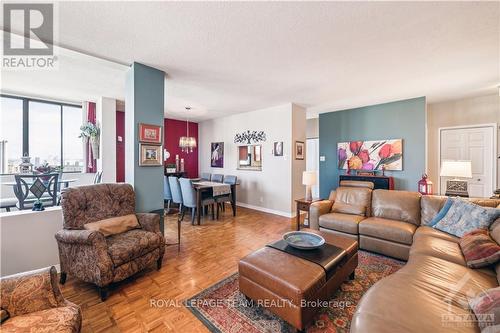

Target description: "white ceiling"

left=2, top=1, right=499, bottom=121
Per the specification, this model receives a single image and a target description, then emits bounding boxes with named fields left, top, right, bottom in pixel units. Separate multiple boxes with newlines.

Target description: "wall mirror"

left=237, top=145, right=262, bottom=171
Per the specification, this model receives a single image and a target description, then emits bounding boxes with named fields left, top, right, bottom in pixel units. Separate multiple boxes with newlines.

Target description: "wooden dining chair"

left=13, top=173, right=59, bottom=210
left=211, top=174, right=224, bottom=183
left=179, top=178, right=215, bottom=224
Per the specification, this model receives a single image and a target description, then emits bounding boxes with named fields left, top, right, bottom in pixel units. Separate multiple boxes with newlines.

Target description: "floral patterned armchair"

left=55, top=183, right=165, bottom=301
left=0, top=266, right=81, bottom=332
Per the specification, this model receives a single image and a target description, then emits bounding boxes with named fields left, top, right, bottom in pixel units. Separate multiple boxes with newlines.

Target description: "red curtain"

left=86, top=102, right=97, bottom=173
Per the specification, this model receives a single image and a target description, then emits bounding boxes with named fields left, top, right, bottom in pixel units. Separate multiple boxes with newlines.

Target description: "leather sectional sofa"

left=310, top=181, right=500, bottom=333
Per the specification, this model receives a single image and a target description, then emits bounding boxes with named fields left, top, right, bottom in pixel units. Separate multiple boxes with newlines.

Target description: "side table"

left=295, top=198, right=322, bottom=231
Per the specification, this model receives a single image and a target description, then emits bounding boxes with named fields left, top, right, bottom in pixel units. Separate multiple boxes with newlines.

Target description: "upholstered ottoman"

left=238, top=230, right=358, bottom=332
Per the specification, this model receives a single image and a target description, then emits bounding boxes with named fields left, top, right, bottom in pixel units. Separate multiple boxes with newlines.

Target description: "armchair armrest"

left=309, top=200, right=334, bottom=230
left=55, top=229, right=104, bottom=245
left=136, top=213, right=161, bottom=233
left=1, top=266, right=65, bottom=317
left=54, top=229, right=114, bottom=287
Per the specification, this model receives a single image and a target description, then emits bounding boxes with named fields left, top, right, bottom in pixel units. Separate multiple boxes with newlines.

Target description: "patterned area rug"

left=185, top=251, right=405, bottom=333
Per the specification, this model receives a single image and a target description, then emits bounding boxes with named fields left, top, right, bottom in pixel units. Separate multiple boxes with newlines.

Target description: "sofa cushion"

left=371, top=190, right=422, bottom=225
left=0, top=305, right=81, bottom=333
left=420, top=195, right=447, bottom=226
left=432, top=198, right=500, bottom=237
left=319, top=213, right=365, bottom=235
left=427, top=197, right=453, bottom=227
left=359, top=217, right=417, bottom=245
left=332, top=186, right=372, bottom=215
left=106, top=229, right=163, bottom=267
left=468, top=286, right=500, bottom=332
left=332, top=202, right=366, bottom=216
left=411, top=233, right=466, bottom=266
left=413, top=226, right=460, bottom=243
left=84, top=214, right=139, bottom=237
left=460, top=229, right=500, bottom=268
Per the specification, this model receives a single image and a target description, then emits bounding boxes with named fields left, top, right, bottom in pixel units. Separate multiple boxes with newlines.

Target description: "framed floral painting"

left=337, top=139, right=403, bottom=171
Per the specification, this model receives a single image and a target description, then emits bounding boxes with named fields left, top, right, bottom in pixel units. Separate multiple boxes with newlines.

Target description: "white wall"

left=199, top=103, right=306, bottom=217
left=96, top=97, right=117, bottom=182
left=0, top=207, right=63, bottom=276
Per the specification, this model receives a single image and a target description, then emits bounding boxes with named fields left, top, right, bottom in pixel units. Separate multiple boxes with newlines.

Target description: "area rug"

left=185, top=251, right=405, bottom=333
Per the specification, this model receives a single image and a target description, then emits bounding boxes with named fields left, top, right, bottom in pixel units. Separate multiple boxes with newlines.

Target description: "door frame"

left=437, top=123, right=497, bottom=196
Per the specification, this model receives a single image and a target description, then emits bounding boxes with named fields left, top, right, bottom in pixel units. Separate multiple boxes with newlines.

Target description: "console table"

left=339, top=174, right=394, bottom=190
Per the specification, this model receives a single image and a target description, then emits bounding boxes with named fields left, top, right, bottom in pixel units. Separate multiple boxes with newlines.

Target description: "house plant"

left=79, top=122, right=100, bottom=158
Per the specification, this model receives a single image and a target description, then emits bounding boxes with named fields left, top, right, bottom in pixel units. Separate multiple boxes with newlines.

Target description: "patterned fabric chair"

left=0, top=266, right=82, bottom=332
left=55, top=183, right=165, bottom=301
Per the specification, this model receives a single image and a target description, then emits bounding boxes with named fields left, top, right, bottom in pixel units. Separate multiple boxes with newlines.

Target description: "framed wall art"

left=273, top=141, right=283, bottom=156
left=211, top=142, right=224, bottom=168
left=139, top=144, right=163, bottom=166
left=295, top=141, right=305, bottom=160
left=139, top=123, right=162, bottom=144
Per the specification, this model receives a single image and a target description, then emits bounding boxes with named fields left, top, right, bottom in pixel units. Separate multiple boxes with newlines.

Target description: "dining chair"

left=13, top=173, right=59, bottom=210
left=168, top=176, right=183, bottom=216
left=179, top=178, right=215, bottom=224
left=211, top=174, right=224, bottom=183
left=164, top=176, right=173, bottom=213
left=93, top=171, right=103, bottom=184
left=201, top=173, right=211, bottom=181
left=216, top=175, right=237, bottom=217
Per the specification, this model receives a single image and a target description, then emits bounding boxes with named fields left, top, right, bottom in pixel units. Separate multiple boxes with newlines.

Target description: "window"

left=0, top=97, right=23, bottom=173
left=0, top=95, right=83, bottom=174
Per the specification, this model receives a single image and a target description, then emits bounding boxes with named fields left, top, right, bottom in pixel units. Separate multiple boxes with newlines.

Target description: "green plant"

left=79, top=122, right=100, bottom=140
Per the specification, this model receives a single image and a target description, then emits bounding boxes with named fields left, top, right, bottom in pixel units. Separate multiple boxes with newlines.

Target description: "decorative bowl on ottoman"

left=283, top=231, right=325, bottom=250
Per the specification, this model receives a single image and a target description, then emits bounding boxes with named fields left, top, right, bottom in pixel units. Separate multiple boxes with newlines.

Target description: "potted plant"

left=79, top=122, right=100, bottom=158
left=34, top=163, right=61, bottom=182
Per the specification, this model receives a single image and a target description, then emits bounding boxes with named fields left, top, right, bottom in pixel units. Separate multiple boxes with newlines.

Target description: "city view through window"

left=0, top=96, right=84, bottom=174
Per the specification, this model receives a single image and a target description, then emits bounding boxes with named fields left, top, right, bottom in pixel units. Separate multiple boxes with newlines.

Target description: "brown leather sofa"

left=311, top=188, right=500, bottom=332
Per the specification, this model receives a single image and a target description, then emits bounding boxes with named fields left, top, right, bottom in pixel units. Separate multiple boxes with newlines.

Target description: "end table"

left=295, top=198, right=322, bottom=231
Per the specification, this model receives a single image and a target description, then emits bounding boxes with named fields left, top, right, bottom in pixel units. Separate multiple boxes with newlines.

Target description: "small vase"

left=91, top=138, right=100, bottom=159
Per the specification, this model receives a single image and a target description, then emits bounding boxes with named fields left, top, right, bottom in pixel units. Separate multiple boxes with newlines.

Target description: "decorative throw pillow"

left=468, top=286, right=500, bottom=332
left=460, top=229, right=500, bottom=268
left=432, top=198, right=500, bottom=237
left=428, top=197, right=453, bottom=227
left=332, top=202, right=366, bottom=216
left=84, top=214, right=139, bottom=237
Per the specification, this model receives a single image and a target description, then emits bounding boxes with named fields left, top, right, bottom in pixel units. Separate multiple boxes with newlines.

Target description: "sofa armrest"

left=309, top=200, right=334, bottom=230
left=0, top=266, right=65, bottom=317
left=55, top=229, right=114, bottom=287
left=136, top=213, right=161, bottom=233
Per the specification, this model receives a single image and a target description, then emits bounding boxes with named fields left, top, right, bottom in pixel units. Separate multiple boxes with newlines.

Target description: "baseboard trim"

left=236, top=202, right=295, bottom=218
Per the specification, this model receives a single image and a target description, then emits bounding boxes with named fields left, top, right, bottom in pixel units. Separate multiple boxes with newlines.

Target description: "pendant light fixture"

left=179, top=106, right=197, bottom=153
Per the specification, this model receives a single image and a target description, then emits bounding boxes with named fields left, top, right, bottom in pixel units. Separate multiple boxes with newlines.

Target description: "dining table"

left=2, top=178, right=78, bottom=188
left=192, top=180, right=239, bottom=225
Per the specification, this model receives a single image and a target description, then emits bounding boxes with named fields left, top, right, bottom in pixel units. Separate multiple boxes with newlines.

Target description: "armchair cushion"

left=0, top=305, right=81, bottom=333
left=106, top=229, right=164, bottom=267
left=84, top=214, right=139, bottom=237
left=136, top=213, right=161, bottom=233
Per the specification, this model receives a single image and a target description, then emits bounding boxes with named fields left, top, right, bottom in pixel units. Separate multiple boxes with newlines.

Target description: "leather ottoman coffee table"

left=239, top=230, right=358, bottom=332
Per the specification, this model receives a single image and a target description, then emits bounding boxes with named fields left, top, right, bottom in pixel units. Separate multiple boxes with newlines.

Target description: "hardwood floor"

left=61, top=206, right=300, bottom=332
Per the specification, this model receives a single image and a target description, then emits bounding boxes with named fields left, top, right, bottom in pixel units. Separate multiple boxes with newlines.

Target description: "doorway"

left=439, top=124, right=497, bottom=197
left=306, top=138, right=319, bottom=198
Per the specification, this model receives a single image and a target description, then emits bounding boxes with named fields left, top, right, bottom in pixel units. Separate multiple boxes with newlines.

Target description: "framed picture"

left=211, top=142, right=224, bottom=168
left=273, top=141, right=283, bottom=156
left=139, top=123, right=162, bottom=144
left=337, top=139, right=403, bottom=171
left=295, top=141, right=305, bottom=160
left=139, top=144, right=163, bottom=166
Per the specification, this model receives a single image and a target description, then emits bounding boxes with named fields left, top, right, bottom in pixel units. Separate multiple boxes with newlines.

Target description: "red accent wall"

left=164, top=118, right=199, bottom=178
left=116, top=111, right=125, bottom=182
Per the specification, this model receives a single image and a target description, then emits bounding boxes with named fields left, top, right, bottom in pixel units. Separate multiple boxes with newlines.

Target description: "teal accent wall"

left=125, top=62, right=165, bottom=213
left=319, top=97, right=426, bottom=198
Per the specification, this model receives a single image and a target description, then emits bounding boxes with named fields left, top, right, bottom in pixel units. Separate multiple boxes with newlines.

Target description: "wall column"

left=96, top=97, right=116, bottom=182
left=125, top=62, right=165, bottom=213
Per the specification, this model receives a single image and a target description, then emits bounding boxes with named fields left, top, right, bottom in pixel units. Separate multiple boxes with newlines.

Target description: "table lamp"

left=303, top=171, right=317, bottom=201
left=440, top=160, right=472, bottom=197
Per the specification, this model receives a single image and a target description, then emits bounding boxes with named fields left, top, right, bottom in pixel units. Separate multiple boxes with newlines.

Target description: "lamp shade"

left=302, top=171, right=317, bottom=186
left=440, top=160, right=472, bottom=178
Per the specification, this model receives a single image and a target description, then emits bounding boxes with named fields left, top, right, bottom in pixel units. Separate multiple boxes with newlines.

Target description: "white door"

left=306, top=138, right=319, bottom=198
left=440, top=126, right=495, bottom=197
